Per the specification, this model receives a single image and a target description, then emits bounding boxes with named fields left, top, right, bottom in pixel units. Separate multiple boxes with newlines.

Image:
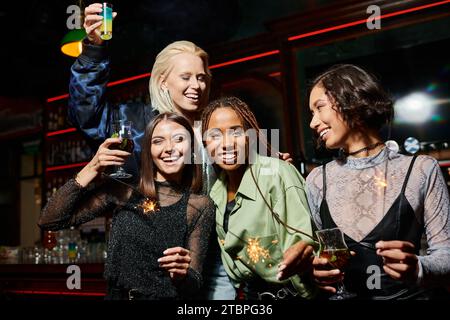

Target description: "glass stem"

left=336, top=281, right=345, bottom=295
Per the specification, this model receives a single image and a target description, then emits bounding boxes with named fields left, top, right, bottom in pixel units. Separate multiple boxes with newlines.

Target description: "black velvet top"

left=39, top=178, right=215, bottom=299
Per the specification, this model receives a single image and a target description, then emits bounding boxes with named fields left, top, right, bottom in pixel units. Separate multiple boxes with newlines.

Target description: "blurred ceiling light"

left=394, top=92, right=435, bottom=124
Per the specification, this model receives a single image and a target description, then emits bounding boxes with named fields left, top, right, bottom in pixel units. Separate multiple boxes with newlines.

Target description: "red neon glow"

left=288, top=19, right=368, bottom=41
left=46, top=128, right=77, bottom=137
left=9, top=290, right=105, bottom=297
left=288, top=0, right=450, bottom=41
left=439, top=160, right=450, bottom=167
left=46, top=94, right=69, bottom=103
left=209, top=50, right=280, bottom=69
left=268, top=71, right=281, bottom=77
left=107, top=72, right=151, bottom=87
left=46, top=162, right=90, bottom=172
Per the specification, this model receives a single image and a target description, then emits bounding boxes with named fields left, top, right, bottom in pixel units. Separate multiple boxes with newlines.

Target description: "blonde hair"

left=149, top=41, right=211, bottom=113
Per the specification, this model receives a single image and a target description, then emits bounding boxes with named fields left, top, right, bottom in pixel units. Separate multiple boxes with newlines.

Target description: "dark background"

left=0, top=0, right=324, bottom=98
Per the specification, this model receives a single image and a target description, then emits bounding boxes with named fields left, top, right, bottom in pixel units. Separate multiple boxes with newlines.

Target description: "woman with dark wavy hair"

left=306, top=64, right=450, bottom=299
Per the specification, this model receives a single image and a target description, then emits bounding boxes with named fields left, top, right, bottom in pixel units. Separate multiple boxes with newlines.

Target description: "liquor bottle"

left=57, top=108, right=65, bottom=130
left=67, top=226, right=79, bottom=263
left=45, top=182, right=52, bottom=203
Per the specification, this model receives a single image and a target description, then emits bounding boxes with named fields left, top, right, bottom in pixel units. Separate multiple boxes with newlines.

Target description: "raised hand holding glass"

left=109, top=120, right=134, bottom=179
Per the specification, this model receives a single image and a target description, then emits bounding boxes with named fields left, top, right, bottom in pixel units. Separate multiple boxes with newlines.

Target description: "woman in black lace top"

left=307, top=64, right=450, bottom=299
left=39, top=113, right=215, bottom=300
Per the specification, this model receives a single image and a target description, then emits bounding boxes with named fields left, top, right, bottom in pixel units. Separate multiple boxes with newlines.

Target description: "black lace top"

left=39, top=178, right=215, bottom=299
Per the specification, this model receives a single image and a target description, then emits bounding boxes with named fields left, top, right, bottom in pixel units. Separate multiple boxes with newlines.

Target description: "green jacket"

left=210, top=154, right=315, bottom=299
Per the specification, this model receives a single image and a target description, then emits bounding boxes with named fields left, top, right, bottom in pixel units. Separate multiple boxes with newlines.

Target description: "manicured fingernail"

left=163, top=250, right=168, bottom=254
left=277, top=272, right=283, bottom=280
left=278, top=264, right=286, bottom=271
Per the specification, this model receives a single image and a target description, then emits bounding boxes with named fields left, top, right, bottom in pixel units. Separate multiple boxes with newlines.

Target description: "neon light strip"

left=46, top=128, right=77, bottom=137
left=9, top=290, right=105, bottom=297
left=46, top=0, right=450, bottom=103
left=439, top=160, right=450, bottom=167
left=268, top=71, right=281, bottom=77
left=107, top=72, right=151, bottom=87
left=288, top=0, right=450, bottom=41
left=47, top=94, right=69, bottom=103
left=46, top=162, right=89, bottom=172
left=209, top=50, right=280, bottom=69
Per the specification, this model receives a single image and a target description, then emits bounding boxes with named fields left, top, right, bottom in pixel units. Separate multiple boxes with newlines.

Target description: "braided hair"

left=201, top=96, right=272, bottom=156
left=202, top=96, right=317, bottom=242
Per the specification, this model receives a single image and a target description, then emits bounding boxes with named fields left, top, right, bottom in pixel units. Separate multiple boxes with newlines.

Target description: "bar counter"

left=0, top=263, right=106, bottom=300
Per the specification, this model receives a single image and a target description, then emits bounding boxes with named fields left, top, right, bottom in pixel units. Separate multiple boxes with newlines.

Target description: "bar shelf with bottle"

left=41, top=79, right=151, bottom=266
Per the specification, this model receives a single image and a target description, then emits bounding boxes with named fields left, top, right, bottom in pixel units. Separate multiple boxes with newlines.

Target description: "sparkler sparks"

left=373, top=174, right=388, bottom=188
left=246, top=237, right=270, bottom=264
left=372, top=170, right=388, bottom=189
left=140, top=198, right=159, bottom=214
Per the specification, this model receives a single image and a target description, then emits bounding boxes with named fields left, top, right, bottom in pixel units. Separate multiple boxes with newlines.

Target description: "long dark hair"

left=139, top=113, right=202, bottom=200
left=310, top=64, right=393, bottom=131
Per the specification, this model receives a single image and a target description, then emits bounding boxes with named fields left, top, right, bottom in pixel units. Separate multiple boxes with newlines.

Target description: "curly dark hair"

left=310, top=64, right=393, bottom=131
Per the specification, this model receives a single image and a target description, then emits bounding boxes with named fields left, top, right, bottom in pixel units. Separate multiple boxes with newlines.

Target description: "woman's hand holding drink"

left=109, top=120, right=134, bottom=179
left=75, top=137, right=131, bottom=187
left=313, top=228, right=356, bottom=300
left=83, top=3, right=117, bottom=45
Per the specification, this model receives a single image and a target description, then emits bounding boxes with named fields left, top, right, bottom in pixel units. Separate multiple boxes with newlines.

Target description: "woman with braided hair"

left=202, top=96, right=317, bottom=300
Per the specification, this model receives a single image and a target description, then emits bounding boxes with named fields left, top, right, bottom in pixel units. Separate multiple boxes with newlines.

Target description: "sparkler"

left=246, top=237, right=271, bottom=264
left=140, top=198, right=159, bottom=214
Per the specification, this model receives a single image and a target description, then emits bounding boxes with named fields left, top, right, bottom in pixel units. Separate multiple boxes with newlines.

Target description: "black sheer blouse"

left=39, top=178, right=215, bottom=299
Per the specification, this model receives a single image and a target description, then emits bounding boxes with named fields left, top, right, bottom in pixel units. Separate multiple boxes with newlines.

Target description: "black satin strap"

left=394, top=155, right=418, bottom=240
left=401, top=155, right=418, bottom=194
